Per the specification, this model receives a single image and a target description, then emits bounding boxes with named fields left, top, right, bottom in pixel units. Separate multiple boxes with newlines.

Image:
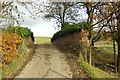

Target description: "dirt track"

left=15, top=44, right=72, bottom=78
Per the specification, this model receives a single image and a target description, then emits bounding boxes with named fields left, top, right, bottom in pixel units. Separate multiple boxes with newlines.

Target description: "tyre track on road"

left=15, top=44, right=72, bottom=78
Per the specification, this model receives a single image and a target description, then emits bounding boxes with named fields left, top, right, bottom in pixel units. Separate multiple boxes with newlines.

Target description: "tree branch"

left=92, top=16, right=113, bottom=41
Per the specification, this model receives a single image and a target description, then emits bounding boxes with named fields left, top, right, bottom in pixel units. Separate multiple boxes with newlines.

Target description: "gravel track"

left=15, top=44, right=72, bottom=78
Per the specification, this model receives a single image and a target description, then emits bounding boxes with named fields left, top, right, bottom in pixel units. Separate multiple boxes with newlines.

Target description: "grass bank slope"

left=77, top=59, right=114, bottom=78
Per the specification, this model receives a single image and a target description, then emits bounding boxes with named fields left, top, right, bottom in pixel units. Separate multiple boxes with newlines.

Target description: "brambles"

left=1, top=30, right=23, bottom=70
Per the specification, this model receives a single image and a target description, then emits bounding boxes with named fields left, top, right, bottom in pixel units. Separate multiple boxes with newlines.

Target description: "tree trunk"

left=89, top=38, right=92, bottom=65
left=116, top=3, right=120, bottom=73
left=113, top=36, right=117, bottom=73
left=92, top=40, right=94, bottom=46
left=89, top=15, right=94, bottom=66
left=117, top=24, right=120, bottom=73
left=112, top=27, right=117, bottom=73
left=79, top=48, right=84, bottom=61
left=79, top=40, right=85, bottom=61
left=87, top=47, right=89, bottom=63
left=117, top=42, right=120, bottom=73
left=86, top=3, right=94, bottom=66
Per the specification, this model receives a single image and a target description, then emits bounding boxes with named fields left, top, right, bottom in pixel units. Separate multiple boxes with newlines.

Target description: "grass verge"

left=2, top=37, right=35, bottom=78
left=77, top=59, right=114, bottom=78
left=2, top=53, right=29, bottom=78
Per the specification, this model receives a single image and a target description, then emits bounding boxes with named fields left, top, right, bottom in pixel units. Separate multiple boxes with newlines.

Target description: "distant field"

left=93, top=40, right=118, bottom=74
left=94, top=40, right=118, bottom=56
left=34, top=37, right=51, bottom=44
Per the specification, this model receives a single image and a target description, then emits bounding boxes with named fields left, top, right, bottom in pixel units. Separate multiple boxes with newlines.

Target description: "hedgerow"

left=51, top=27, right=81, bottom=42
left=51, top=22, right=91, bottom=42
left=6, top=26, right=34, bottom=42
left=1, top=30, right=23, bottom=70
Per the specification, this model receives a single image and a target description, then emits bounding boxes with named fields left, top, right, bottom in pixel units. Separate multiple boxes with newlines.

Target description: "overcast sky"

left=14, top=1, right=87, bottom=37
left=13, top=1, right=59, bottom=37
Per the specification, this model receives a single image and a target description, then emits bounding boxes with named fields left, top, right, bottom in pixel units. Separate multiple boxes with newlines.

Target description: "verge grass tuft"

left=77, top=59, right=114, bottom=78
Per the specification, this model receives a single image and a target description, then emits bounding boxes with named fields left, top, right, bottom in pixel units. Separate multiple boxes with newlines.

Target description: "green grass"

left=94, top=41, right=117, bottom=48
left=34, top=37, right=51, bottom=44
left=77, top=59, right=114, bottom=78
left=90, top=40, right=118, bottom=76
left=94, top=41, right=118, bottom=57
left=2, top=37, right=34, bottom=78
left=2, top=54, right=29, bottom=78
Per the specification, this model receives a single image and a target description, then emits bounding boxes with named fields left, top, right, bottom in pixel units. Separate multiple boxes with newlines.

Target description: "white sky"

left=14, top=1, right=59, bottom=37
left=14, top=1, right=87, bottom=37
left=21, top=20, right=59, bottom=37
left=21, top=22, right=59, bottom=37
